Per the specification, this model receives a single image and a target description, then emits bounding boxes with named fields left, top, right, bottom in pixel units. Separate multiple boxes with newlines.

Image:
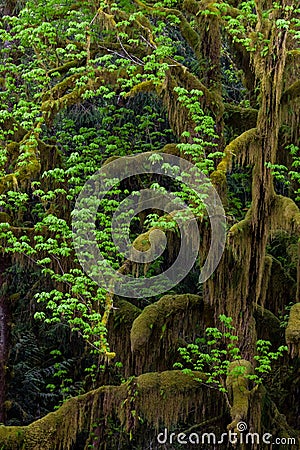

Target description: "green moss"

left=108, top=299, right=141, bottom=376
left=132, top=227, right=168, bottom=256
left=286, top=303, right=300, bottom=357
left=0, top=174, right=19, bottom=194
left=102, top=155, right=121, bottom=166
left=182, top=0, right=199, bottom=15
left=0, top=371, right=223, bottom=449
left=210, top=128, right=256, bottom=197
left=264, top=256, right=296, bottom=315
left=161, top=143, right=181, bottom=157
left=0, top=426, right=25, bottom=449
left=6, top=142, right=20, bottom=160
left=113, top=299, right=141, bottom=328
left=226, top=359, right=253, bottom=430
left=228, top=212, right=251, bottom=240
left=271, top=195, right=300, bottom=234
left=130, top=293, right=202, bottom=353
left=1, top=119, right=27, bottom=142
left=126, top=80, right=154, bottom=97
left=135, top=370, right=209, bottom=428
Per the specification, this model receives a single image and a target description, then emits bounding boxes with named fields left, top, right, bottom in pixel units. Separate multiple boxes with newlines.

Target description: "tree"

left=0, top=0, right=299, bottom=448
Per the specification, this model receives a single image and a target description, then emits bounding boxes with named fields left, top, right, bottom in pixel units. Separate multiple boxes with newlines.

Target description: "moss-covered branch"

left=41, top=69, right=123, bottom=123
left=134, top=0, right=200, bottom=58
left=0, top=371, right=225, bottom=450
left=130, top=294, right=214, bottom=373
left=0, top=132, right=41, bottom=195
left=210, top=128, right=256, bottom=198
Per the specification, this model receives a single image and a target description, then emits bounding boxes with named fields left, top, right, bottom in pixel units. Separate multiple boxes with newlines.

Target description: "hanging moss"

left=108, top=299, right=141, bottom=377
left=210, top=128, right=256, bottom=200
left=286, top=303, right=300, bottom=358
left=271, top=195, right=300, bottom=235
left=133, top=370, right=214, bottom=430
left=259, top=255, right=273, bottom=308
left=159, top=66, right=224, bottom=140
left=0, top=370, right=227, bottom=450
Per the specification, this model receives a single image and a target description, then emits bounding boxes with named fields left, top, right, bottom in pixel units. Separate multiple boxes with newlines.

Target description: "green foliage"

left=174, top=315, right=288, bottom=393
